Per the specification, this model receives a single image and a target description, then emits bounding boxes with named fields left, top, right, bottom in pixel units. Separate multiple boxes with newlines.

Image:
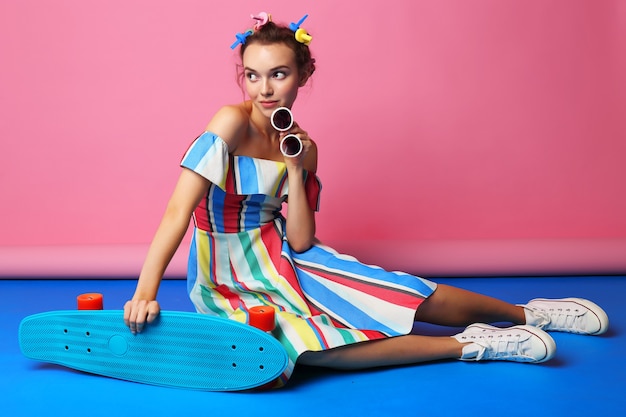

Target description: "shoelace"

left=538, top=307, right=583, bottom=331
left=461, top=332, right=523, bottom=360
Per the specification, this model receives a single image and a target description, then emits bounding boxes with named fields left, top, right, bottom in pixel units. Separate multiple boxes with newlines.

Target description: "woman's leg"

left=297, top=284, right=566, bottom=370
left=413, top=284, right=526, bottom=326
left=298, top=284, right=536, bottom=370
left=298, top=335, right=464, bottom=370
left=298, top=324, right=555, bottom=369
left=415, top=284, right=609, bottom=334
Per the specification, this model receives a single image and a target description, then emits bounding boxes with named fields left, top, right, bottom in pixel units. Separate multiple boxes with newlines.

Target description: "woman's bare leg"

left=298, top=335, right=464, bottom=370
left=414, top=284, right=526, bottom=326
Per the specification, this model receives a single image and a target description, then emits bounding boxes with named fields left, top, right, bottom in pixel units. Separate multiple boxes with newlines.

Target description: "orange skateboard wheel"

left=248, top=306, right=275, bottom=331
left=77, top=293, right=104, bottom=310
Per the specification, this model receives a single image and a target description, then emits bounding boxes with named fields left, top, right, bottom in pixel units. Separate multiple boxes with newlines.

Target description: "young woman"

left=124, top=14, right=608, bottom=386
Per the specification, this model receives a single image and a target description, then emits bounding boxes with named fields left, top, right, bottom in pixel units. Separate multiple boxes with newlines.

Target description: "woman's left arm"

left=283, top=126, right=318, bottom=252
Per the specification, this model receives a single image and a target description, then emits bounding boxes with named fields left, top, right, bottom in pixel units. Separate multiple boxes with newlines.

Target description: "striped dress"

left=181, top=132, right=437, bottom=385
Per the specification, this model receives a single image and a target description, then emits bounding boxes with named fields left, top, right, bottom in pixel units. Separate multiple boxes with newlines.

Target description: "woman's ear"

left=298, top=64, right=314, bottom=87
left=299, top=72, right=310, bottom=87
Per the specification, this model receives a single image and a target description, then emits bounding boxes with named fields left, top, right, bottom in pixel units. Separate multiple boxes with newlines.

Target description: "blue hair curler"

left=289, top=14, right=309, bottom=32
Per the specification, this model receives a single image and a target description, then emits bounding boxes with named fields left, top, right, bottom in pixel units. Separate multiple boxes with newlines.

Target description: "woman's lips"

left=260, top=101, right=279, bottom=109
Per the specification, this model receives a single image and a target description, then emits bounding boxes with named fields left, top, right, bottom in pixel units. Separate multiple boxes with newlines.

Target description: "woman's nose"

left=261, top=80, right=273, bottom=96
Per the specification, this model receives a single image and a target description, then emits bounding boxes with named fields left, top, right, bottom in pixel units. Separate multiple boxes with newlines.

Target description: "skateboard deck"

left=19, top=310, right=288, bottom=391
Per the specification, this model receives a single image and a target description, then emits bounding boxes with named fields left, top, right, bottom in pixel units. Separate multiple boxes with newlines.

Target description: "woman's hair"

left=237, top=21, right=316, bottom=87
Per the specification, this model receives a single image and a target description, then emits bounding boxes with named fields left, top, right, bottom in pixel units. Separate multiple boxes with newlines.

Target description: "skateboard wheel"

left=77, top=293, right=103, bottom=310
left=248, top=306, right=275, bottom=331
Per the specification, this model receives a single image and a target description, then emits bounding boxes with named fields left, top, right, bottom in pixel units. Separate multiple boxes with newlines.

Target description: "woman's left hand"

left=281, top=123, right=315, bottom=171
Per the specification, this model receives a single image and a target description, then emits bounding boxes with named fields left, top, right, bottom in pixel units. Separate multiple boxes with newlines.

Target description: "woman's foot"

left=520, top=298, right=609, bottom=335
left=452, top=323, right=556, bottom=363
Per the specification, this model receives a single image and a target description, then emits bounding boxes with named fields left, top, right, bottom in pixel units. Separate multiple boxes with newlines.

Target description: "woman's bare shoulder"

left=205, top=104, right=250, bottom=151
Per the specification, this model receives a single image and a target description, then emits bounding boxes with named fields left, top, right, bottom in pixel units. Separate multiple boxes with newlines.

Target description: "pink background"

left=1, top=0, right=625, bottom=277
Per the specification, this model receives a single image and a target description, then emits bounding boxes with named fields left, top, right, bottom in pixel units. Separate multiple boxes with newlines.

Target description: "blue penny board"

left=19, top=310, right=288, bottom=391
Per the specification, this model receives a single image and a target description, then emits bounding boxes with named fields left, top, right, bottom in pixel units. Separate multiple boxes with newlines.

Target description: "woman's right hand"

left=123, top=299, right=161, bottom=334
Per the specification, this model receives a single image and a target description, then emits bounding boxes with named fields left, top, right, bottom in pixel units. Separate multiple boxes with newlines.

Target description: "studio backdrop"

left=1, top=0, right=625, bottom=277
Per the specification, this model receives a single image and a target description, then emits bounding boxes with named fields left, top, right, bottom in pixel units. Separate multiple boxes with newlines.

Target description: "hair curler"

left=271, top=107, right=303, bottom=158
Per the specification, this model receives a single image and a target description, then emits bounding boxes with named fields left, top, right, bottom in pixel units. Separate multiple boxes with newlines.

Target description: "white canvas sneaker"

left=521, top=298, right=609, bottom=335
left=452, top=323, right=556, bottom=363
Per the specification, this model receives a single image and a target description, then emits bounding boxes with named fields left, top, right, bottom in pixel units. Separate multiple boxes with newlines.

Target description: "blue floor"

left=1, top=276, right=624, bottom=416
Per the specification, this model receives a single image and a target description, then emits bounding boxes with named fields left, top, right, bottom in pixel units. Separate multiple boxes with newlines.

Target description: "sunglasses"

left=271, top=107, right=303, bottom=158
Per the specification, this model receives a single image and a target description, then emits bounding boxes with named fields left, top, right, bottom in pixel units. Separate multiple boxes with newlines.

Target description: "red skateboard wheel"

left=248, top=306, right=275, bottom=332
left=77, top=293, right=104, bottom=310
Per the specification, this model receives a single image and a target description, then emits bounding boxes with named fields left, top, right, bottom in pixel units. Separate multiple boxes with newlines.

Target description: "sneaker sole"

left=529, top=298, right=609, bottom=335
left=465, top=323, right=557, bottom=363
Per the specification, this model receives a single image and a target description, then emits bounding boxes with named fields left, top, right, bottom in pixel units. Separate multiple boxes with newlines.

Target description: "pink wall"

left=1, top=0, right=625, bottom=277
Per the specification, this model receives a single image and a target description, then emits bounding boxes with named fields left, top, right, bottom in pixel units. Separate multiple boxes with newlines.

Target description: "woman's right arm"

left=123, top=168, right=209, bottom=333
left=124, top=105, right=246, bottom=333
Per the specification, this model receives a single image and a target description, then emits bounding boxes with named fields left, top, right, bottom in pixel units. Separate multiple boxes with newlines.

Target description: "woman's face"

left=242, top=42, right=302, bottom=118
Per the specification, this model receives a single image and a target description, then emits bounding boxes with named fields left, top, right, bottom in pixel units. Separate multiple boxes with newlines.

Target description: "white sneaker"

left=452, top=323, right=556, bottom=363
left=521, top=298, right=609, bottom=335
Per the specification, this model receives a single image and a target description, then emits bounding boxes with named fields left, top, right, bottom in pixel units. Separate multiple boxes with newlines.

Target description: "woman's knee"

left=297, top=349, right=341, bottom=368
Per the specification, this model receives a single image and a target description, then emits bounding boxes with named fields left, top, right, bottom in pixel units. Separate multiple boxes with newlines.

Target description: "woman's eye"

left=246, top=73, right=258, bottom=81
left=274, top=71, right=286, bottom=79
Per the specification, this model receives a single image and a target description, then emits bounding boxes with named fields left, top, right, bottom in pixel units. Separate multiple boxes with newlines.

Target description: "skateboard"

left=19, top=295, right=288, bottom=391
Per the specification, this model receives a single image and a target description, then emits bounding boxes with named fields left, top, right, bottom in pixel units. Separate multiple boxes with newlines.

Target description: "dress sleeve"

left=180, top=132, right=230, bottom=190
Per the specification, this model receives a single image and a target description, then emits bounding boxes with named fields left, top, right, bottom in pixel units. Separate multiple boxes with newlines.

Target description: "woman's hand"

left=123, top=299, right=161, bottom=334
left=281, top=123, right=316, bottom=172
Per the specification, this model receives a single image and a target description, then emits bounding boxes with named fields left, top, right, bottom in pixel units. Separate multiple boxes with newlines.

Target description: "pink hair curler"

left=251, top=12, right=271, bottom=30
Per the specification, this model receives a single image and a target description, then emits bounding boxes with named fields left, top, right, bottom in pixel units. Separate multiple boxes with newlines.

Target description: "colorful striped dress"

left=180, top=132, right=437, bottom=385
